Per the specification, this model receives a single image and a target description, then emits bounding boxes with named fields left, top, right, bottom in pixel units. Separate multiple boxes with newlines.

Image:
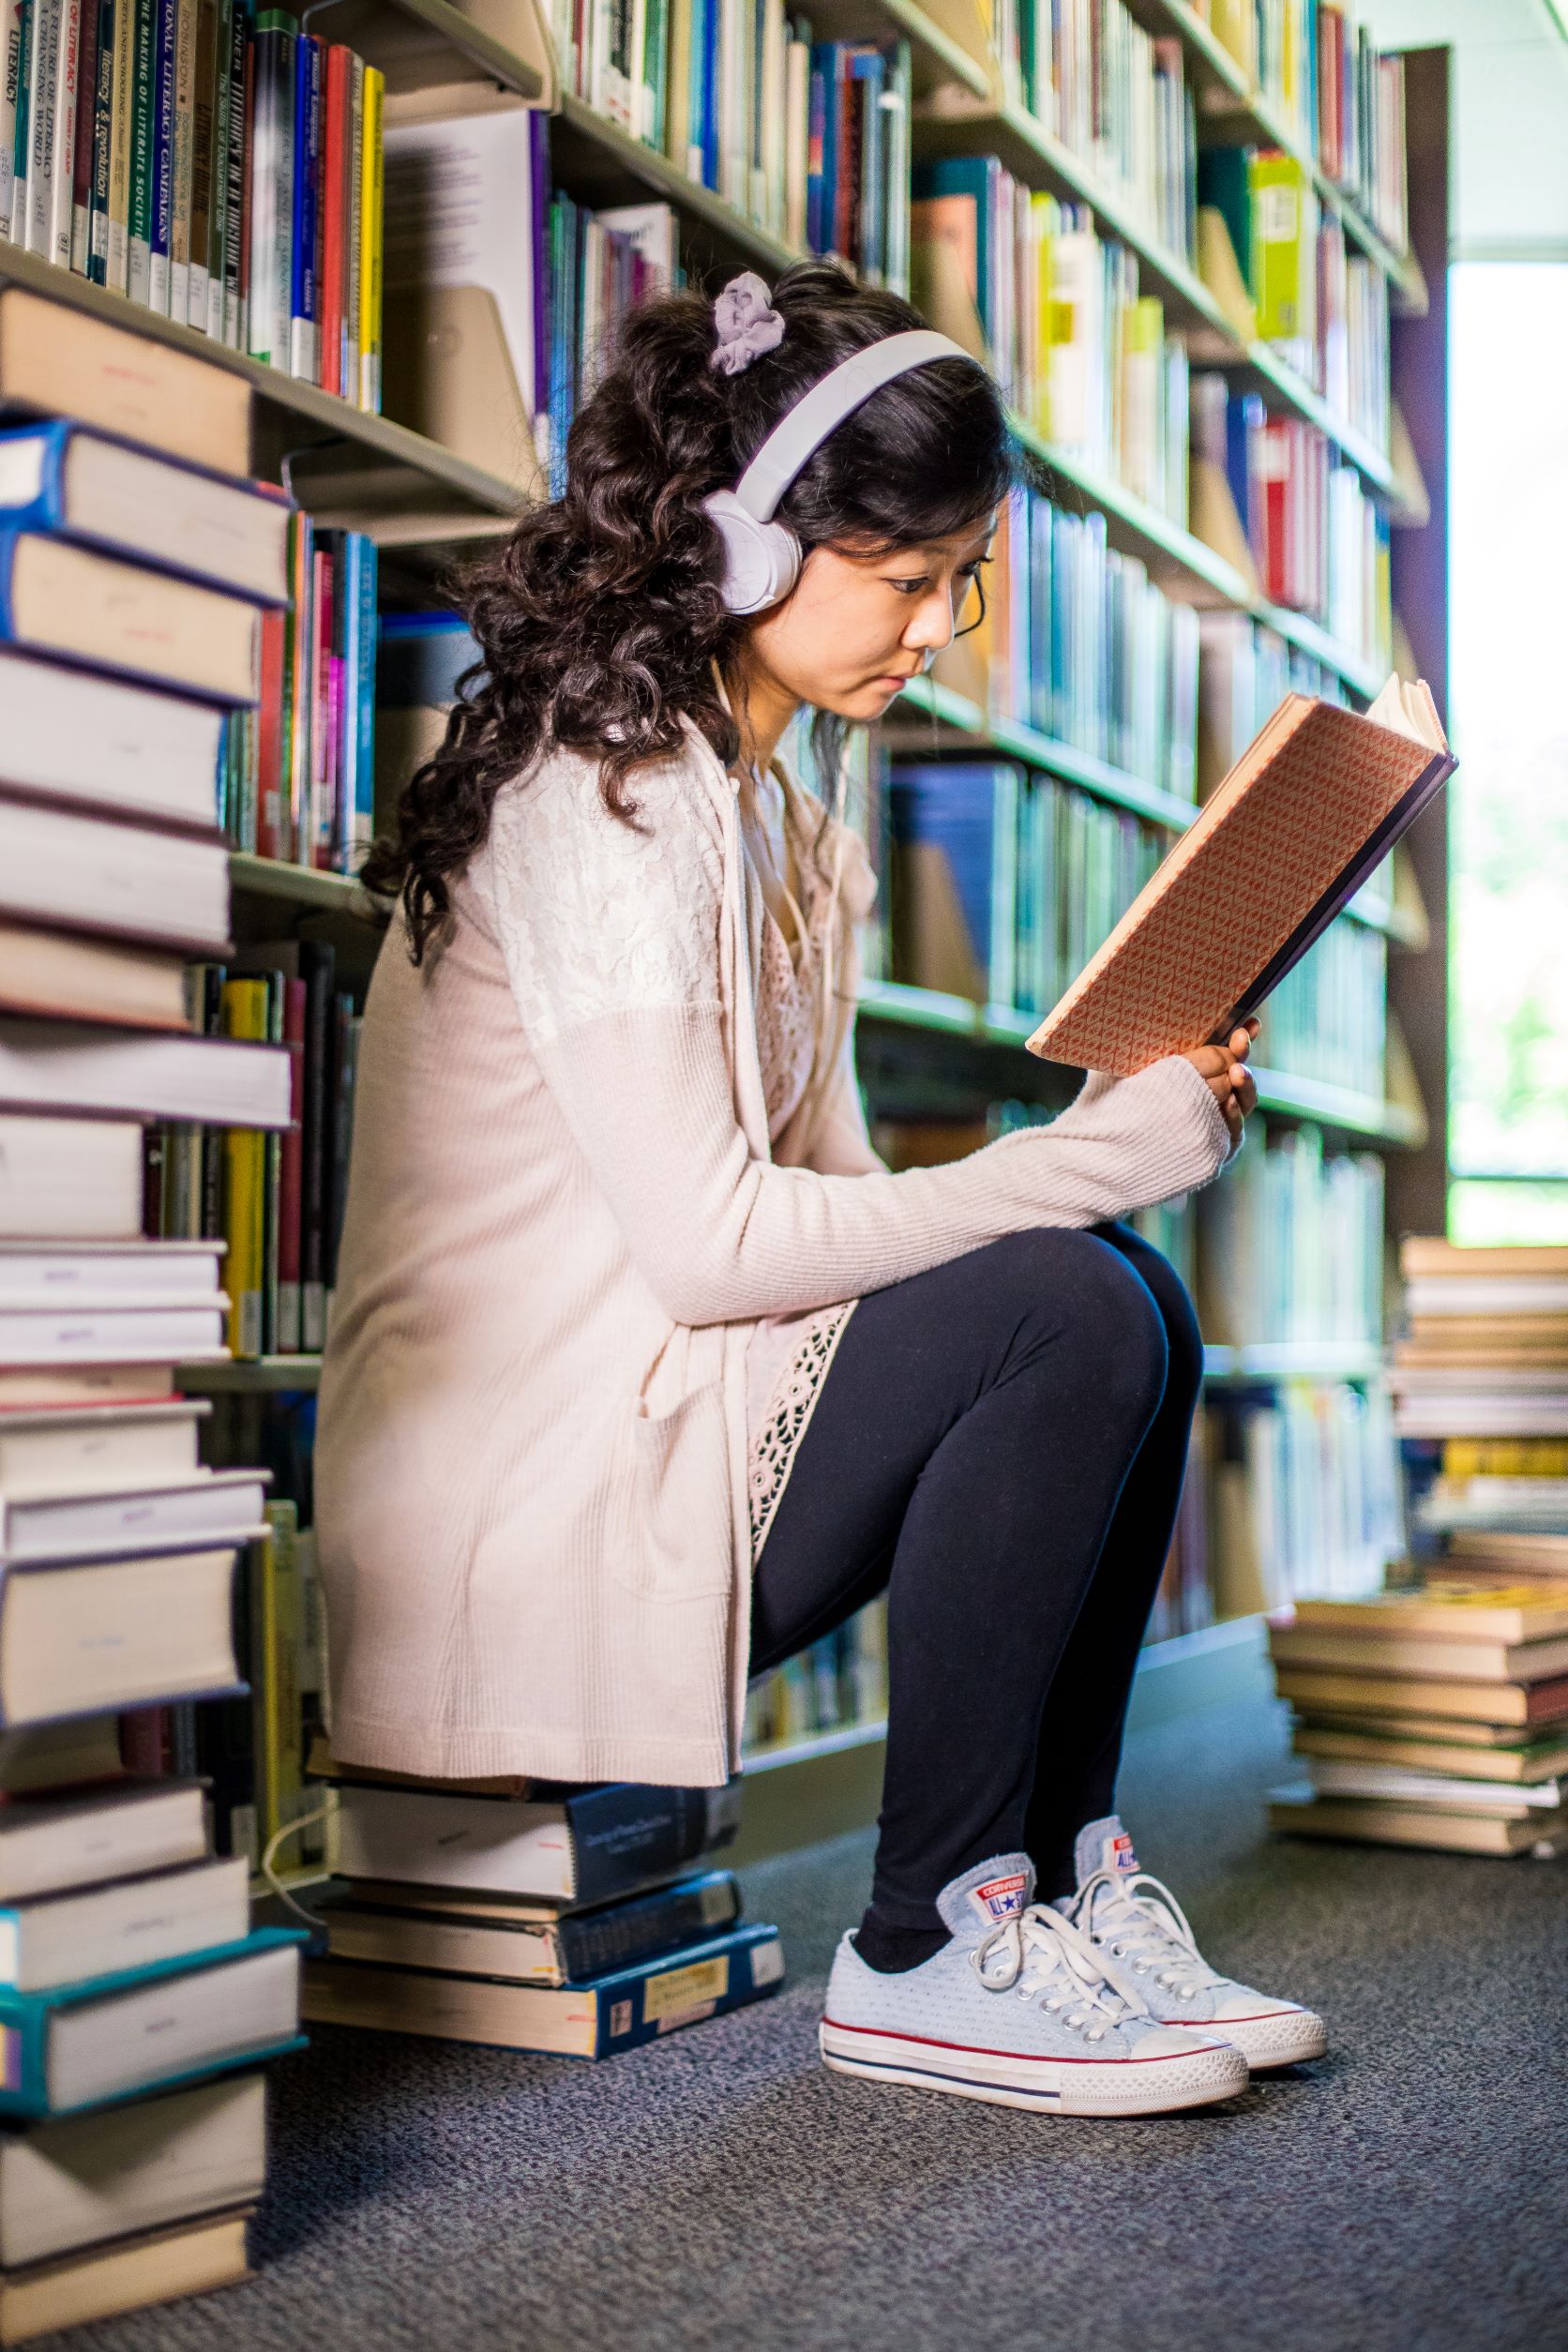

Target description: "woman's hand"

left=1183, top=1018, right=1259, bottom=1153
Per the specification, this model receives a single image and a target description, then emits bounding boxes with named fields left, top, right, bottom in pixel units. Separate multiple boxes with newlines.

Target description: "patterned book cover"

left=1028, top=694, right=1455, bottom=1076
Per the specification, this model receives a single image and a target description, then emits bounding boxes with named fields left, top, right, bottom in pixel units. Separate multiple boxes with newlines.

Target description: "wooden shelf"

left=179, top=1356, right=324, bottom=1392
left=0, top=244, right=529, bottom=525
left=890, top=676, right=1201, bottom=829
left=229, top=853, right=386, bottom=917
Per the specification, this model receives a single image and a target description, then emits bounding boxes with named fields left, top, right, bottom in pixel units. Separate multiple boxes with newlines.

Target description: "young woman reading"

left=319, top=262, right=1324, bottom=2119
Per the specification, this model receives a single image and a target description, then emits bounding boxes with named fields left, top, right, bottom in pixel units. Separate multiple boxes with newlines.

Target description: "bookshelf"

left=0, top=0, right=1448, bottom=1892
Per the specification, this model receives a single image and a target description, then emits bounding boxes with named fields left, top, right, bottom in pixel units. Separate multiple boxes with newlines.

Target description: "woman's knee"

left=979, top=1228, right=1169, bottom=1411
left=1093, top=1225, right=1204, bottom=1402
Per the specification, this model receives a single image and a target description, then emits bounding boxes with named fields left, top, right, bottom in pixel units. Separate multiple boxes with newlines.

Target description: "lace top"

left=744, top=772, right=860, bottom=1559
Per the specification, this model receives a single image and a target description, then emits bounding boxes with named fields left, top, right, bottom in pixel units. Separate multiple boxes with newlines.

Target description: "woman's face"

left=741, top=512, right=998, bottom=723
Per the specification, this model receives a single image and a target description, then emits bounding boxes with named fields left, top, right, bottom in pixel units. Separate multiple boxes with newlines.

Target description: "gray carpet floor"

left=47, top=1689, right=1568, bottom=2352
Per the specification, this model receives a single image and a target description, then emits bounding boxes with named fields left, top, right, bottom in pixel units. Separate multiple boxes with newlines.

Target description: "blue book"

left=912, top=154, right=997, bottom=336
left=341, top=530, right=377, bottom=864
left=811, top=41, right=844, bottom=257
left=889, top=761, right=1020, bottom=1010
left=149, top=0, right=175, bottom=310
left=0, top=420, right=292, bottom=602
left=302, top=1917, right=784, bottom=2058
left=289, top=28, right=321, bottom=383
left=697, top=0, right=716, bottom=191
left=0, top=1929, right=306, bottom=2119
left=846, top=44, right=884, bottom=276
left=376, top=610, right=479, bottom=709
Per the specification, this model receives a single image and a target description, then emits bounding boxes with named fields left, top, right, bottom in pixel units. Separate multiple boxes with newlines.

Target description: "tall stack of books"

left=1392, top=1243, right=1568, bottom=1521
left=1266, top=1582, right=1568, bottom=1859
left=302, top=1756, right=785, bottom=2059
left=0, top=292, right=315, bottom=2336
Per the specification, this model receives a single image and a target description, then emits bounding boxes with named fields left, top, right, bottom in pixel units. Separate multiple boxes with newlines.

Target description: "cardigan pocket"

left=613, top=1381, right=734, bottom=1604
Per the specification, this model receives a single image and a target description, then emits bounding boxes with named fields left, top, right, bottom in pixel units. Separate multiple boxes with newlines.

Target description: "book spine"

left=203, top=0, right=228, bottom=326
left=297, top=939, right=332, bottom=1350
left=220, top=0, right=244, bottom=341
left=351, top=530, right=375, bottom=864
left=103, top=0, right=129, bottom=280
left=0, top=0, right=23, bottom=234
left=556, top=1875, right=741, bottom=1982
left=22, top=0, right=59, bottom=252
left=355, top=60, right=379, bottom=411
left=221, top=976, right=267, bottom=1358
left=83, top=0, right=110, bottom=273
left=147, top=0, right=173, bottom=309
left=342, top=48, right=360, bottom=402
left=274, top=976, right=305, bottom=1350
left=587, top=1927, right=782, bottom=2058
left=7, top=0, right=31, bottom=241
left=316, top=38, right=343, bottom=394
left=167, top=0, right=194, bottom=315
left=44, top=0, right=78, bottom=265
left=124, top=0, right=152, bottom=294
left=565, top=1784, right=716, bottom=1907
left=186, top=0, right=215, bottom=321
left=310, top=535, right=331, bottom=865
left=66, top=0, right=93, bottom=263
left=287, top=24, right=317, bottom=380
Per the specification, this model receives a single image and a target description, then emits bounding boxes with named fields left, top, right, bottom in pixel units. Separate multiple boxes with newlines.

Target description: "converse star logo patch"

left=1105, top=1832, right=1139, bottom=1875
left=970, top=1871, right=1030, bottom=1923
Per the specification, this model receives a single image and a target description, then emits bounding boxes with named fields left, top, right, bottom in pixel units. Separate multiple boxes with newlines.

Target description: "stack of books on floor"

left=1393, top=1242, right=1568, bottom=1540
left=302, top=1753, right=785, bottom=2059
left=1266, top=1581, right=1568, bottom=1859
left=0, top=283, right=309, bottom=2337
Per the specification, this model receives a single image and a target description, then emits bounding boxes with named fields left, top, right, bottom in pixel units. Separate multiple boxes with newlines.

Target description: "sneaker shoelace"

left=971, top=1903, right=1152, bottom=2044
left=1074, top=1870, right=1228, bottom=2006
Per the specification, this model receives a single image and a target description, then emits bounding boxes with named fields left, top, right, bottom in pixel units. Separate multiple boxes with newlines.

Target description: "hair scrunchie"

left=709, top=271, right=786, bottom=374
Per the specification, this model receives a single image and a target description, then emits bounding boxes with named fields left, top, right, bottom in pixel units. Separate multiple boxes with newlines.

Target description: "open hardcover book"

left=1027, top=675, right=1455, bottom=1076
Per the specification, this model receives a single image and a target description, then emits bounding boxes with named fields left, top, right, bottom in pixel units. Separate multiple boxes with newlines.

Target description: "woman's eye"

left=888, top=576, right=929, bottom=596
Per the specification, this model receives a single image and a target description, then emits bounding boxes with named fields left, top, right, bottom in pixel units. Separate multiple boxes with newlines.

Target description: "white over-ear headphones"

left=701, top=327, right=984, bottom=616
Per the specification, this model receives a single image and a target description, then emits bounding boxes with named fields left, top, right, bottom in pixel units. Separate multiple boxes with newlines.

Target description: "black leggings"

left=749, top=1223, right=1202, bottom=1950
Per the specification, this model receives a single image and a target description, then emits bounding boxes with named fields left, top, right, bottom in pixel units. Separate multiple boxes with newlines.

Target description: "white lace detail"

left=972, top=1905, right=1152, bottom=2045
left=475, top=748, right=724, bottom=1047
left=1071, top=1869, right=1228, bottom=2007
left=747, top=1299, right=856, bottom=1557
left=755, top=912, right=818, bottom=1141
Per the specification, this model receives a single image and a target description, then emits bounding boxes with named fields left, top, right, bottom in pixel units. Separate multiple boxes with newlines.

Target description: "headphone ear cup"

left=701, top=489, right=803, bottom=615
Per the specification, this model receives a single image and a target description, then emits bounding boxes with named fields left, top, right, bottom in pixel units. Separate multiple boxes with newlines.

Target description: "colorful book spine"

left=66, top=0, right=95, bottom=264
left=286, top=23, right=317, bottom=380
left=245, top=8, right=293, bottom=370
left=124, top=0, right=152, bottom=294
left=147, top=0, right=174, bottom=309
left=168, top=0, right=194, bottom=315
left=103, top=0, right=130, bottom=282
left=356, top=58, right=380, bottom=411
left=83, top=0, right=112, bottom=275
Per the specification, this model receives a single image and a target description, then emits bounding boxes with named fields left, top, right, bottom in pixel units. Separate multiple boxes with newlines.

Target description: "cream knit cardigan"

left=315, top=718, right=1237, bottom=1787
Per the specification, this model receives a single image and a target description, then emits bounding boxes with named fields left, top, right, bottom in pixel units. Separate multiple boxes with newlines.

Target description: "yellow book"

left=1249, top=150, right=1315, bottom=349
left=1030, top=192, right=1054, bottom=441
left=106, top=0, right=138, bottom=294
left=359, top=68, right=384, bottom=414
left=1289, top=1584, right=1568, bottom=1647
left=220, top=978, right=268, bottom=1359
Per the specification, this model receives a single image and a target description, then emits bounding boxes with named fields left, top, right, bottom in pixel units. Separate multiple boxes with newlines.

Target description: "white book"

left=0, top=1019, right=291, bottom=1127
left=0, top=1302, right=229, bottom=1367
left=0, top=1244, right=224, bottom=1306
left=0, top=1399, right=208, bottom=1501
left=20, top=0, right=61, bottom=247
left=1404, top=1277, right=1568, bottom=1317
left=0, top=1857, right=249, bottom=1994
left=0, top=1118, right=143, bottom=1243
left=41, top=1940, right=299, bottom=2113
left=0, top=1780, right=208, bottom=1906
left=46, top=0, right=79, bottom=264
left=1307, top=1760, right=1563, bottom=1815
left=0, top=649, right=225, bottom=831
left=0, top=1545, right=241, bottom=1723
left=0, top=1467, right=267, bottom=1565
left=0, top=800, right=231, bottom=957
left=0, top=2072, right=266, bottom=2270
left=783, top=36, right=807, bottom=250
left=382, top=111, right=537, bottom=440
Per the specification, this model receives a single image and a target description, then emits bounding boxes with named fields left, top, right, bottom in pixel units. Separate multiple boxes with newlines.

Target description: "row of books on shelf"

left=1194, top=376, right=1390, bottom=660
left=1198, top=1115, right=1384, bottom=1349
left=985, top=490, right=1200, bottom=796
left=1267, top=1553, right=1568, bottom=1861
left=1008, top=0, right=1197, bottom=261
left=1207, top=1374, right=1401, bottom=1617
left=220, top=519, right=378, bottom=873
left=0, top=0, right=385, bottom=404
left=1196, top=0, right=1409, bottom=250
left=146, top=948, right=358, bottom=1359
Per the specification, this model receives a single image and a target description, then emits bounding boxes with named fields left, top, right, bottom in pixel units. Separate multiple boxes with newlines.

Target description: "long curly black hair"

left=364, top=259, right=1019, bottom=963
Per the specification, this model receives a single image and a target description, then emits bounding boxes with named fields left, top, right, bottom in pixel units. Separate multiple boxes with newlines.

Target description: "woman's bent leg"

left=751, top=1225, right=1172, bottom=1958
left=1020, top=1220, right=1206, bottom=1899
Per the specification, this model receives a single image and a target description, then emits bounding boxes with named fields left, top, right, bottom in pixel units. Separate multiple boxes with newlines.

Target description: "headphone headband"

left=731, top=328, right=982, bottom=522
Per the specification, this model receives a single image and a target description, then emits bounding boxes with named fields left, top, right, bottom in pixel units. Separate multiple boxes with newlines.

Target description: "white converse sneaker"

left=1061, top=1817, right=1327, bottom=2071
left=820, top=1854, right=1249, bottom=2117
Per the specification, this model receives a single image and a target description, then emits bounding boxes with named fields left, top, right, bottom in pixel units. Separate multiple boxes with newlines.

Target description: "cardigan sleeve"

left=479, top=749, right=1237, bottom=1326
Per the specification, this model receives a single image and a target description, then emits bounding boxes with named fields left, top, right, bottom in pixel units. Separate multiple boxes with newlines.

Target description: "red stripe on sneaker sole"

left=820, top=2017, right=1225, bottom=2065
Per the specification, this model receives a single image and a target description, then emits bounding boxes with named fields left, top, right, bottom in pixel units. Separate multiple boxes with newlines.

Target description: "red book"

left=255, top=607, right=287, bottom=860
left=320, top=45, right=352, bottom=396
left=276, top=975, right=307, bottom=1349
